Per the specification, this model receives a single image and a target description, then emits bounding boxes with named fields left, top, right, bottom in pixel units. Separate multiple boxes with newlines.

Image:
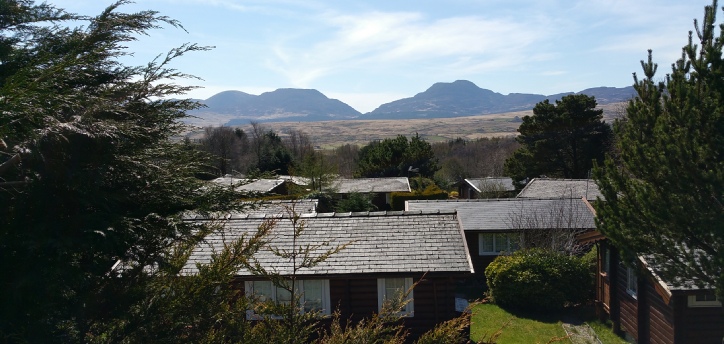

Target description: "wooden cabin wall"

left=643, top=282, right=675, bottom=344
left=616, top=263, right=639, bottom=341
left=678, top=295, right=724, bottom=344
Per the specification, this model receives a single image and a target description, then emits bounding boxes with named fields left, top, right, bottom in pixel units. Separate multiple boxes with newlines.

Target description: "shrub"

left=485, top=248, right=591, bottom=311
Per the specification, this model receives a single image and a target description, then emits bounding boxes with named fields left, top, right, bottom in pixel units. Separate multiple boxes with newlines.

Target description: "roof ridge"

left=530, top=178, right=595, bottom=181
left=303, top=210, right=456, bottom=218
left=408, top=198, right=587, bottom=204
left=186, top=210, right=457, bottom=221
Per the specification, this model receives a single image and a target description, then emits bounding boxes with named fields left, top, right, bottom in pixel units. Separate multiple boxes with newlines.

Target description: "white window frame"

left=625, top=266, right=637, bottom=299
left=478, top=233, right=520, bottom=255
left=245, top=279, right=331, bottom=319
left=687, top=293, right=721, bottom=307
left=377, top=277, right=414, bottom=317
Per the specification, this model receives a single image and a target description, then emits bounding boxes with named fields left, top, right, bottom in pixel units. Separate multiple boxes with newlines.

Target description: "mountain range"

left=187, top=80, right=636, bottom=125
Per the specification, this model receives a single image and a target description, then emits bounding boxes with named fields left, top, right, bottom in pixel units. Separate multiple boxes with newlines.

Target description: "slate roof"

left=243, top=199, right=317, bottom=216
left=464, top=177, right=516, bottom=193
left=330, top=177, right=411, bottom=193
left=210, top=177, right=286, bottom=193
left=406, top=198, right=596, bottom=231
left=182, top=200, right=318, bottom=221
left=181, top=211, right=473, bottom=276
left=276, top=175, right=311, bottom=186
left=210, top=176, right=243, bottom=186
left=639, top=252, right=716, bottom=292
left=517, top=178, right=603, bottom=201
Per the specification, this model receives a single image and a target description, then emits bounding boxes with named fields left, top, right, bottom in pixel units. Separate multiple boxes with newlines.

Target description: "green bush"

left=485, top=248, right=591, bottom=311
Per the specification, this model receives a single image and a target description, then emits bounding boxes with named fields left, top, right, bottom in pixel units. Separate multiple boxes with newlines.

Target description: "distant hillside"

left=183, top=81, right=636, bottom=126
left=188, top=88, right=361, bottom=125
left=360, top=80, right=635, bottom=120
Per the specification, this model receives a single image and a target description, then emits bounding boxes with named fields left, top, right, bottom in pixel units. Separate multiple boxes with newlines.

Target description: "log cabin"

left=327, top=177, right=411, bottom=210
left=182, top=210, right=474, bottom=339
left=583, top=236, right=723, bottom=344
left=405, top=198, right=596, bottom=280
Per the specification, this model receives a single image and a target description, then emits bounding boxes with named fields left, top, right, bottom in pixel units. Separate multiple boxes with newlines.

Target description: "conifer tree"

left=505, top=94, right=612, bottom=186
left=0, top=1, right=250, bottom=340
left=355, top=134, right=439, bottom=178
left=594, top=0, right=724, bottom=297
left=1, top=2, right=480, bottom=342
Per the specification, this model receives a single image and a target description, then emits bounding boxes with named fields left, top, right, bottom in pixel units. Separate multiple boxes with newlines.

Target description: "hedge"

left=485, top=248, right=591, bottom=311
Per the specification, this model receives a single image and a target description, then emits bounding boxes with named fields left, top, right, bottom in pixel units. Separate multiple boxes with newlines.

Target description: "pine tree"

left=355, top=134, right=439, bottom=178
left=505, top=94, right=612, bottom=186
left=0, top=1, right=250, bottom=340
left=1, top=3, right=481, bottom=342
left=594, top=0, right=724, bottom=297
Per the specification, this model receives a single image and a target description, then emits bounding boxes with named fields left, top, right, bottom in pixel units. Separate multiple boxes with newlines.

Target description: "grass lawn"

left=469, top=303, right=629, bottom=344
left=470, top=303, right=569, bottom=343
left=585, top=319, right=628, bottom=344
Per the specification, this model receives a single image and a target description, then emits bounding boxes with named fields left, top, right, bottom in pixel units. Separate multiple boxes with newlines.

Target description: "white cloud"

left=266, top=10, right=553, bottom=87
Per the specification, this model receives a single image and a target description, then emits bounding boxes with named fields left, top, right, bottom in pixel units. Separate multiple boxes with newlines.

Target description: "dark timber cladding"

left=600, top=245, right=724, bottom=344
left=182, top=210, right=474, bottom=337
left=645, top=283, right=674, bottom=344
left=616, top=261, right=639, bottom=341
left=678, top=295, right=724, bottom=343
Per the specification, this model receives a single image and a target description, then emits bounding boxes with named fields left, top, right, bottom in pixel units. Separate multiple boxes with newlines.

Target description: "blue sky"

left=52, top=0, right=711, bottom=113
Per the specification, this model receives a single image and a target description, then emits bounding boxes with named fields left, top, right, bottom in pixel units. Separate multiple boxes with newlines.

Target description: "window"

left=687, top=293, right=721, bottom=307
left=377, top=277, right=414, bottom=316
left=479, top=233, right=520, bottom=255
left=508, top=233, right=520, bottom=251
left=625, top=266, right=637, bottom=299
left=245, top=279, right=331, bottom=318
left=603, top=247, right=611, bottom=275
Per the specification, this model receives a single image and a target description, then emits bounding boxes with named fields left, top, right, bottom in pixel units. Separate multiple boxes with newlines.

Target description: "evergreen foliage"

left=594, top=0, right=724, bottom=297
left=295, top=150, right=337, bottom=193
left=0, top=1, right=529, bottom=342
left=485, top=249, right=591, bottom=311
left=335, top=191, right=378, bottom=212
left=504, top=94, right=612, bottom=186
left=0, top=1, right=251, bottom=340
left=256, top=130, right=293, bottom=175
left=355, top=134, right=439, bottom=178
left=96, top=221, right=273, bottom=343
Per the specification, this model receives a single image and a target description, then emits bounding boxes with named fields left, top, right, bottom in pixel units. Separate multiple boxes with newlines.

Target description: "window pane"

left=276, top=286, right=292, bottom=306
left=696, top=293, right=717, bottom=302
left=493, top=234, right=506, bottom=252
left=627, top=268, right=637, bottom=295
left=303, top=280, right=324, bottom=312
left=508, top=233, right=520, bottom=251
left=480, top=233, right=494, bottom=252
left=252, top=281, right=273, bottom=302
left=385, top=278, right=406, bottom=300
